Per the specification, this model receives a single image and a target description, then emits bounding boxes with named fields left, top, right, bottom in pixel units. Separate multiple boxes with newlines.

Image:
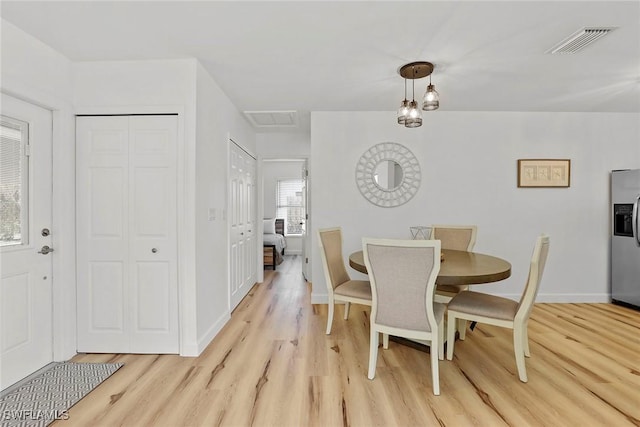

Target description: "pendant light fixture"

left=422, top=73, right=440, bottom=111
left=396, top=61, right=439, bottom=128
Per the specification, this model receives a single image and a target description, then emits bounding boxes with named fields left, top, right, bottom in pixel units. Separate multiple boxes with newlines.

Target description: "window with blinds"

left=0, top=117, right=29, bottom=247
left=276, top=179, right=304, bottom=235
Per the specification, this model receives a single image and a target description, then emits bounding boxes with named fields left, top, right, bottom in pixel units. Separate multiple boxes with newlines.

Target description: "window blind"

left=276, top=179, right=304, bottom=235
left=0, top=118, right=28, bottom=246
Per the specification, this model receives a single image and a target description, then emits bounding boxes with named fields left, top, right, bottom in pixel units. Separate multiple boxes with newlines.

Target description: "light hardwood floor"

left=62, top=256, right=640, bottom=426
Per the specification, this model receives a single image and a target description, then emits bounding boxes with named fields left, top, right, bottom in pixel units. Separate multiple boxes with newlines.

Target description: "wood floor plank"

left=55, top=256, right=640, bottom=426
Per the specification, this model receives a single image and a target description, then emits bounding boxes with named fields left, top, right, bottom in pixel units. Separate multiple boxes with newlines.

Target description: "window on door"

left=0, top=117, right=29, bottom=247
left=276, top=179, right=304, bottom=235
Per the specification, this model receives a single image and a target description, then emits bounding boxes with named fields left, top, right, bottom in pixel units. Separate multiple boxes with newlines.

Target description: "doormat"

left=0, top=362, right=123, bottom=427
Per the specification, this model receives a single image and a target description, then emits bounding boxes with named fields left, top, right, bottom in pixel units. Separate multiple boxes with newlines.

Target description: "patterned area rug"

left=0, top=362, right=123, bottom=427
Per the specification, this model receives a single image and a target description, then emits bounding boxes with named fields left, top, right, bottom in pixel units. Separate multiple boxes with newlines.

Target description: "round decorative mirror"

left=355, top=142, right=421, bottom=207
left=374, top=160, right=404, bottom=191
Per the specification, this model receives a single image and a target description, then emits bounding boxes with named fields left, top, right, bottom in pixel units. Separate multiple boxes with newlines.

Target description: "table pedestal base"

left=389, top=336, right=433, bottom=353
left=387, top=319, right=462, bottom=353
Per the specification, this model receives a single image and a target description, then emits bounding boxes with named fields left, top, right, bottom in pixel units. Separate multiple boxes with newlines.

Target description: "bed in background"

left=264, top=218, right=285, bottom=269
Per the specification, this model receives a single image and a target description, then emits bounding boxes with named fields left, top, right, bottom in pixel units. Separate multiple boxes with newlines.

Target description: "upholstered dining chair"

left=430, top=224, right=478, bottom=304
left=318, top=227, right=372, bottom=335
left=430, top=224, right=477, bottom=251
left=446, top=234, right=550, bottom=383
left=363, top=238, right=444, bottom=395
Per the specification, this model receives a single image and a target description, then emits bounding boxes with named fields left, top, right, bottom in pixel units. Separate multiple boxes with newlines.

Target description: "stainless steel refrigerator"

left=611, top=169, right=640, bottom=310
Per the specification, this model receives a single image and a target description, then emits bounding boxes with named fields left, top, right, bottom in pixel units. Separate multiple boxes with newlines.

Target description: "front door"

left=0, top=94, right=53, bottom=389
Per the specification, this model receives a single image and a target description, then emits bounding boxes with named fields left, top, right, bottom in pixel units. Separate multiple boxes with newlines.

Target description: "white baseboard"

left=54, top=350, right=77, bottom=363
left=532, top=293, right=610, bottom=303
left=197, top=312, right=231, bottom=354
left=181, top=311, right=231, bottom=357
left=488, top=292, right=610, bottom=303
left=181, top=343, right=199, bottom=357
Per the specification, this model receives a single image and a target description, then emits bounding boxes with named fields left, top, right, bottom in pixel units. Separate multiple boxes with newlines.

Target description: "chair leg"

left=368, top=326, right=379, bottom=380
left=343, top=302, right=351, bottom=320
left=458, top=319, right=467, bottom=340
left=513, top=327, right=528, bottom=382
left=430, top=334, right=440, bottom=395
left=382, top=333, right=389, bottom=350
left=326, top=297, right=335, bottom=335
left=438, top=321, right=445, bottom=360
left=446, top=312, right=456, bottom=360
left=523, top=325, right=531, bottom=357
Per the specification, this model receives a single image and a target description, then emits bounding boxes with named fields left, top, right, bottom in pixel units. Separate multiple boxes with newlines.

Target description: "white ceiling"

left=2, top=1, right=639, bottom=133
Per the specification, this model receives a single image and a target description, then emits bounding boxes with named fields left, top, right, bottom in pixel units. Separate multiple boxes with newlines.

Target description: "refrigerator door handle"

left=634, top=194, right=640, bottom=247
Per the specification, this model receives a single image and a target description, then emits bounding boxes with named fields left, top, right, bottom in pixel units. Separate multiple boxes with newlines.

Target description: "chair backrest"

left=430, top=225, right=477, bottom=251
left=515, top=234, right=550, bottom=322
left=318, top=227, right=351, bottom=291
left=362, top=238, right=441, bottom=332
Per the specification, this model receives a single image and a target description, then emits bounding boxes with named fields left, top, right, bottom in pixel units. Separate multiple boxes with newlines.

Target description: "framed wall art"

left=518, top=159, right=571, bottom=188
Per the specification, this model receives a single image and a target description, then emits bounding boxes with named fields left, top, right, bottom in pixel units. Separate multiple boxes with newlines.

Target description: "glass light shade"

left=404, top=101, right=422, bottom=128
left=397, top=100, right=409, bottom=124
left=405, top=117, right=422, bottom=128
left=422, top=84, right=440, bottom=111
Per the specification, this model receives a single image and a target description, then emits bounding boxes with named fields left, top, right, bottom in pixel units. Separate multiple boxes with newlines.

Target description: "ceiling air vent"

left=547, top=27, right=616, bottom=54
left=243, top=111, right=298, bottom=128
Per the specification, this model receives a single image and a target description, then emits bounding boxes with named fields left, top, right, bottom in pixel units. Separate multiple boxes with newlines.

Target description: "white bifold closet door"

left=76, top=115, right=179, bottom=354
left=229, top=141, right=256, bottom=311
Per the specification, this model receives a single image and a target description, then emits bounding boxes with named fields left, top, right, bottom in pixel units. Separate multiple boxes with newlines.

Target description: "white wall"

left=1, top=19, right=76, bottom=361
left=263, top=160, right=305, bottom=254
left=194, top=61, right=255, bottom=351
left=256, top=132, right=310, bottom=158
left=1, top=20, right=72, bottom=102
left=310, top=111, right=640, bottom=303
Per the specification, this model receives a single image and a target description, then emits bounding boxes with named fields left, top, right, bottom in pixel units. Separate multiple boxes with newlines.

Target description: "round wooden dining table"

left=348, top=249, right=512, bottom=286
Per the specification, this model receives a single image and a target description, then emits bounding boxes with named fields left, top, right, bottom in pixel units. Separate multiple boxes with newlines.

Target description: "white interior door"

left=0, top=94, right=53, bottom=389
left=229, top=141, right=256, bottom=311
left=76, top=115, right=178, bottom=354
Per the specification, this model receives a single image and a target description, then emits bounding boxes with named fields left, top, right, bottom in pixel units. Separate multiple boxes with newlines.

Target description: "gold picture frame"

left=518, top=159, right=571, bottom=188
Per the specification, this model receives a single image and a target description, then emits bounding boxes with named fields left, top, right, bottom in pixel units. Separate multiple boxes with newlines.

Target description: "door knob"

left=38, top=245, right=54, bottom=255
left=151, top=248, right=158, bottom=253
